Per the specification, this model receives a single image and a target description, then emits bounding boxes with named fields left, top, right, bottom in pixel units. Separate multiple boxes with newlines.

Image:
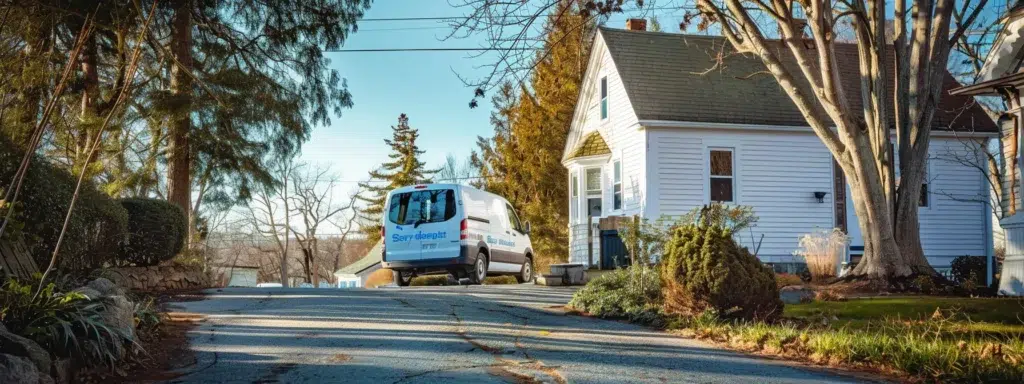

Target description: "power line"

left=360, top=16, right=459, bottom=22
left=326, top=47, right=539, bottom=53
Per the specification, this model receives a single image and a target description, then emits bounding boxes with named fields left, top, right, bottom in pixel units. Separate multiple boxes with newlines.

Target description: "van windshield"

left=388, top=189, right=456, bottom=225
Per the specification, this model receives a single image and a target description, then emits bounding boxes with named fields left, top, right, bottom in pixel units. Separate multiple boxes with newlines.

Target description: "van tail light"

left=380, top=226, right=385, bottom=240
left=460, top=219, right=468, bottom=240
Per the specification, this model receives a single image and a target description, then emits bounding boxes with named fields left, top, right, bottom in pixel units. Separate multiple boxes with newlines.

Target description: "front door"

left=504, top=203, right=528, bottom=266
left=845, top=183, right=864, bottom=257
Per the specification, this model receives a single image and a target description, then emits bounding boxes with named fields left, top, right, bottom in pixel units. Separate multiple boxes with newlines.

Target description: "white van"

left=380, top=184, right=534, bottom=286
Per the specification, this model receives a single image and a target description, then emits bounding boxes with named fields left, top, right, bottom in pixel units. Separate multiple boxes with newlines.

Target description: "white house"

left=334, top=241, right=383, bottom=288
left=949, top=2, right=1024, bottom=295
left=564, top=21, right=998, bottom=273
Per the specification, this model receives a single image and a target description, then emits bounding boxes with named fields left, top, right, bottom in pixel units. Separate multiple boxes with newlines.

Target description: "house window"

left=709, top=148, right=734, bottom=203
left=919, top=161, right=930, bottom=207
left=585, top=168, right=602, bottom=217
left=570, top=172, right=579, bottom=220
left=613, top=160, right=622, bottom=210
left=600, top=77, right=608, bottom=120
left=892, top=143, right=930, bottom=208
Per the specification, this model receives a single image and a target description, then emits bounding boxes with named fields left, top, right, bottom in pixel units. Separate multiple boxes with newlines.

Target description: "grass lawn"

left=785, top=296, right=1024, bottom=335
left=664, top=296, right=1024, bottom=382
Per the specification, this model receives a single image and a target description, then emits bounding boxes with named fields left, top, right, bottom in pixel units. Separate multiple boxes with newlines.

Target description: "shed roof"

left=335, top=241, right=382, bottom=276
left=598, top=28, right=996, bottom=132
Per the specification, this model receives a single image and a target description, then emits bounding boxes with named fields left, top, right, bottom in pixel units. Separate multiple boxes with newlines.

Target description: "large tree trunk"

left=167, top=0, right=193, bottom=226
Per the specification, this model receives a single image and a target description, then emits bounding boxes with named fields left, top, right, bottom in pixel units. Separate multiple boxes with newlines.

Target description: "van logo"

left=392, top=231, right=447, bottom=243
left=395, top=225, right=403, bottom=231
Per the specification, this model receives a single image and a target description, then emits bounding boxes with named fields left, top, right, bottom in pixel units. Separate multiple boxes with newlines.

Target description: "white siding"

left=648, top=128, right=834, bottom=263
left=564, top=35, right=646, bottom=267
left=648, top=128, right=990, bottom=265
left=922, top=138, right=990, bottom=266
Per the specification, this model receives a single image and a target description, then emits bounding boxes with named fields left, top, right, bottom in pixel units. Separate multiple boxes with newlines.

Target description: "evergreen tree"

left=358, top=114, right=438, bottom=243
left=473, top=1, right=594, bottom=269
left=0, top=0, right=370, bottom=236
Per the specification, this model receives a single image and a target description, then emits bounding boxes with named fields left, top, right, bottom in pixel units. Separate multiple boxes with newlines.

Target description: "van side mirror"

left=524, top=222, right=531, bottom=234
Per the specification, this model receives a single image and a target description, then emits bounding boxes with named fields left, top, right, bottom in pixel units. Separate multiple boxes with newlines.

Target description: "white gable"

left=563, top=31, right=640, bottom=162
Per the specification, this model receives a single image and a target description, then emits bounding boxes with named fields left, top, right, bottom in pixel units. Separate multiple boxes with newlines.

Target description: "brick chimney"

left=626, top=18, right=647, bottom=32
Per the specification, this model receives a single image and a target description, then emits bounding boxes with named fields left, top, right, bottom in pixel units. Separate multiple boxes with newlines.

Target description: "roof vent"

left=626, top=18, right=647, bottom=32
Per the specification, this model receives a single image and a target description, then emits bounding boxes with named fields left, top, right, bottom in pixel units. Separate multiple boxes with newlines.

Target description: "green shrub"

left=0, top=136, right=128, bottom=271
left=568, top=264, right=662, bottom=324
left=117, top=198, right=187, bottom=266
left=0, top=279, right=131, bottom=368
left=661, top=206, right=783, bottom=321
left=950, top=256, right=987, bottom=287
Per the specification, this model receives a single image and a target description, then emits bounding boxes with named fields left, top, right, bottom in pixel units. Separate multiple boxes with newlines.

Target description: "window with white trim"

left=709, top=148, right=735, bottom=203
left=570, top=171, right=579, bottom=221
left=585, top=168, right=603, bottom=217
left=600, top=77, right=608, bottom=120
left=613, top=160, right=622, bottom=210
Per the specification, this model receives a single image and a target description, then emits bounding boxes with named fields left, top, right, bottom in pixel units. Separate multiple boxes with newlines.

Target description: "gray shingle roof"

left=599, top=28, right=996, bottom=132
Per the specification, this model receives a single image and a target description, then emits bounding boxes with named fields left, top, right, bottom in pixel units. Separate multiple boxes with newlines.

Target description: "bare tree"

left=326, top=198, right=366, bottom=277
left=451, top=0, right=995, bottom=282
left=289, top=164, right=359, bottom=286
left=244, top=157, right=298, bottom=287
left=436, top=153, right=478, bottom=184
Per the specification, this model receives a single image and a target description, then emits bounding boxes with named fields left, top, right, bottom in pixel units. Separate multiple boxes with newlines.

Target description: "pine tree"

left=358, top=114, right=438, bottom=243
left=473, top=1, right=594, bottom=270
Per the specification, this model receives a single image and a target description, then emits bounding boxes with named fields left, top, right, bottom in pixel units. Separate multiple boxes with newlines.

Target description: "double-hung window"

left=613, top=160, right=622, bottom=210
left=585, top=168, right=602, bottom=217
left=600, top=77, right=608, bottom=120
left=570, top=172, right=579, bottom=221
left=709, top=148, right=735, bottom=203
left=891, top=143, right=930, bottom=207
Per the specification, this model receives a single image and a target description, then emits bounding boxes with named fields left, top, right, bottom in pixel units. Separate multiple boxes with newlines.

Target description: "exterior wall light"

left=814, top=191, right=828, bottom=203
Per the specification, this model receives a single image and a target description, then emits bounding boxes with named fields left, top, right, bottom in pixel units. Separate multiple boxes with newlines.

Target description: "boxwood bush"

left=117, top=198, right=187, bottom=266
left=0, top=136, right=127, bottom=270
left=661, top=206, right=783, bottom=321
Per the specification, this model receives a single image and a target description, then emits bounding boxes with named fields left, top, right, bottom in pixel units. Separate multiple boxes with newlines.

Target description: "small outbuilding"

left=334, top=241, right=383, bottom=288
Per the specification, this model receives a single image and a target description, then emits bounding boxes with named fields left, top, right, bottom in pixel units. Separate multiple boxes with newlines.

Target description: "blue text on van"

left=486, top=235, right=515, bottom=247
left=392, top=231, right=447, bottom=242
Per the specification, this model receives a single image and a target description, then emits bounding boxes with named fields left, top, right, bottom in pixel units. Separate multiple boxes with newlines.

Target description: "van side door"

left=504, top=203, right=528, bottom=266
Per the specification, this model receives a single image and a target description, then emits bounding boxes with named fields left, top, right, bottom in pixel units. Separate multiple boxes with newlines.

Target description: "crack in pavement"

left=447, top=297, right=566, bottom=384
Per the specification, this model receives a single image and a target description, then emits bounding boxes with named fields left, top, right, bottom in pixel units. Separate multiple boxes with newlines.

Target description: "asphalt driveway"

left=165, top=285, right=866, bottom=383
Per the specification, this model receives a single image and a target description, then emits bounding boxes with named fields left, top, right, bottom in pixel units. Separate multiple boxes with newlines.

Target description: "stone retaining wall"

left=100, top=264, right=211, bottom=292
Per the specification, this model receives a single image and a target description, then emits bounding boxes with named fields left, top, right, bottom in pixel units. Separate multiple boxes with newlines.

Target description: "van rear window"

left=388, top=189, right=456, bottom=225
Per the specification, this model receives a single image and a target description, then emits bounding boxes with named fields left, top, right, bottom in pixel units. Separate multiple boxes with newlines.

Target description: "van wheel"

left=517, top=257, right=534, bottom=283
left=393, top=270, right=414, bottom=287
left=470, top=253, right=488, bottom=284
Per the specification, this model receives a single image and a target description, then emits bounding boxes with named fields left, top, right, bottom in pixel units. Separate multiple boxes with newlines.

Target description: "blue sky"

left=298, top=0, right=492, bottom=194
left=298, top=0, right=688, bottom=197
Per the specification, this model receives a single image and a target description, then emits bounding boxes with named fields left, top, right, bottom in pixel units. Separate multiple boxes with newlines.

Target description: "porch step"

left=536, top=263, right=588, bottom=286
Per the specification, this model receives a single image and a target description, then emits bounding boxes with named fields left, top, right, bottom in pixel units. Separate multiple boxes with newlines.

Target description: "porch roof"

left=566, top=131, right=611, bottom=160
